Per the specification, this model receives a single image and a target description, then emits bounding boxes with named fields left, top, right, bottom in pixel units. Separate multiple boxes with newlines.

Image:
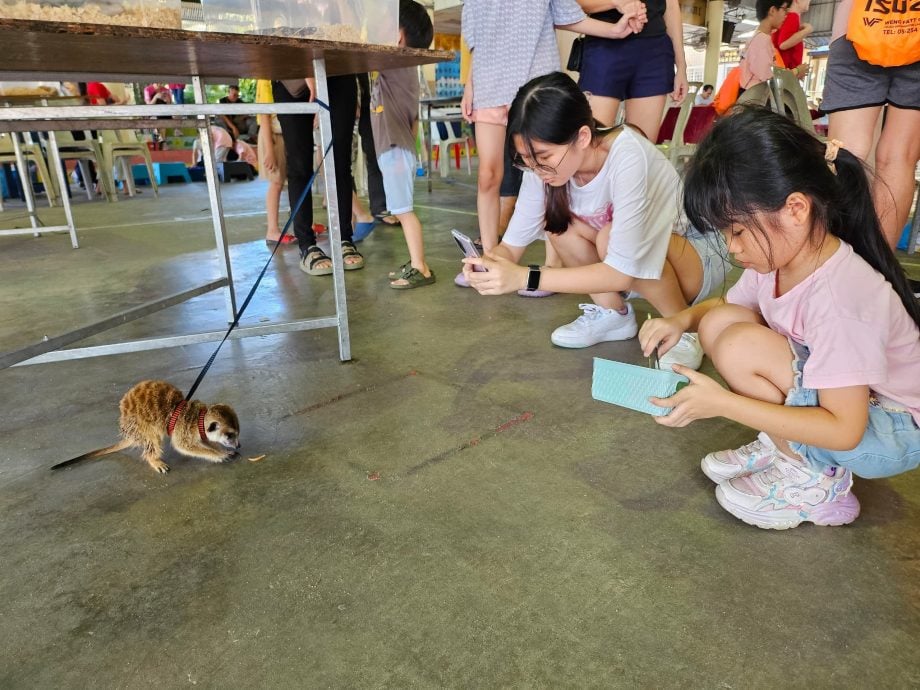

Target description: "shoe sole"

left=550, top=321, right=639, bottom=348
left=715, top=485, right=860, bottom=529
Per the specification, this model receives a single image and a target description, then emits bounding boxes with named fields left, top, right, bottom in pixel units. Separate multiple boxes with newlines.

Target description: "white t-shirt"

left=727, top=241, right=920, bottom=425
left=503, top=127, right=686, bottom=280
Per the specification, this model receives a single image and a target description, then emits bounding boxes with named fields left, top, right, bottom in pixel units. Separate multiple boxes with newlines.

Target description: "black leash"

left=184, top=111, right=333, bottom=402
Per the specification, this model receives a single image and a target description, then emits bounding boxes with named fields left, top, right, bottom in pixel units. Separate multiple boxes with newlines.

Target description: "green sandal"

left=388, top=261, right=411, bottom=280
left=390, top=267, right=436, bottom=290
left=341, top=240, right=365, bottom=271
left=300, top=245, right=332, bottom=276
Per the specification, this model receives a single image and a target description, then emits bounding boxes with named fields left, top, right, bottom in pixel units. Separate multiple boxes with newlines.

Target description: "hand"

left=305, top=77, right=316, bottom=102
left=801, top=22, right=813, bottom=34
left=462, top=252, right=528, bottom=295
left=638, top=315, right=685, bottom=358
left=794, top=63, right=810, bottom=79
left=461, top=80, right=474, bottom=123
left=608, top=2, right=646, bottom=38
left=650, top=366, right=732, bottom=427
left=670, top=70, right=688, bottom=104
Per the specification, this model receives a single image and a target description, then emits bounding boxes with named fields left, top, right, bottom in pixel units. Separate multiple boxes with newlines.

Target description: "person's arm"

left=257, top=114, right=276, bottom=172
left=221, top=115, right=239, bottom=138
left=576, top=0, right=633, bottom=11
left=664, top=0, right=688, bottom=103
left=778, top=20, right=811, bottom=50
left=559, top=10, right=646, bottom=39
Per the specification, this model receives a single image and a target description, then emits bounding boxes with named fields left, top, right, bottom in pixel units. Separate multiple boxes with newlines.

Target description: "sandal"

left=388, top=261, right=411, bottom=280
left=341, top=240, right=365, bottom=271
left=390, top=267, right=436, bottom=290
left=375, top=213, right=401, bottom=226
left=300, top=245, right=333, bottom=276
left=265, top=234, right=297, bottom=248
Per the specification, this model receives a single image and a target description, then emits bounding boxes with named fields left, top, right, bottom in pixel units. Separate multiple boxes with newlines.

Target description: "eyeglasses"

left=512, top=142, right=573, bottom=176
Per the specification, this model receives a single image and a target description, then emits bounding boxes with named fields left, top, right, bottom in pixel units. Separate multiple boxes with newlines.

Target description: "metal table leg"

left=192, top=76, right=238, bottom=324
left=314, top=57, right=351, bottom=362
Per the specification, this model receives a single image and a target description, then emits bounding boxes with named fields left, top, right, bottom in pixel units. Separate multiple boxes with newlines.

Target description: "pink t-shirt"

left=727, top=241, right=920, bottom=425
left=741, top=31, right=775, bottom=89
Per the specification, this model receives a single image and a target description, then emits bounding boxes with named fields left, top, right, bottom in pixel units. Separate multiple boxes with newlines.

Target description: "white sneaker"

left=701, top=433, right=777, bottom=484
left=550, top=303, right=638, bottom=348
left=658, top=333, right=704, bottom=371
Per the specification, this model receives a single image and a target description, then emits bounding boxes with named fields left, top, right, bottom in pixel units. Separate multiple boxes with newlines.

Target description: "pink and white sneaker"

left=701, top=433, right=778, bottom=483
left=715, top=456, right=860, bottom=530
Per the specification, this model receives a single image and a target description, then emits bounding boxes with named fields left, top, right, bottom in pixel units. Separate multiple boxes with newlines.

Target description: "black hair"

left=399, top=0, right=433, bottom=49
left=683, top=105, right=920, bottom=328
left=506, top=71, right=609, bottom=234
left=702, top=84, right=714, bottom=91
left=756, top=0, right=788, bottom=20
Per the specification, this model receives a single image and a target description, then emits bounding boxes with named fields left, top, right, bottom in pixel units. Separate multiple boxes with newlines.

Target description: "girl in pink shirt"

left=640, top=106, right=920, bottom=530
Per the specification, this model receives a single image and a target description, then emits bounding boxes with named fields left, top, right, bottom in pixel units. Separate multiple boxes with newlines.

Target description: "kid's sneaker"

left=715, top=455, right=860, bottom=530
left=658, top=333, right=704, bottom=371
left=701, top=433, right=778, bottom=483
left=550, top=303, right=638, bottom=348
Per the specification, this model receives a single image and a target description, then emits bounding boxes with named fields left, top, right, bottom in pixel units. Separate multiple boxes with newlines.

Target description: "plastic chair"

left=53, top=129, right=118, bottom=202
left=655, top=82, right=711, bottom=167
left=0, top=132, right=60, bottom=208
left=100, top=129, right=159, bottom=198
left=431, top=118, right=471, bottom=177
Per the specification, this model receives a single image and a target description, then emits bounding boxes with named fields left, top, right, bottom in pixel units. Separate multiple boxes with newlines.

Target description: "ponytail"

left=684, top=106, right=920, bottom=329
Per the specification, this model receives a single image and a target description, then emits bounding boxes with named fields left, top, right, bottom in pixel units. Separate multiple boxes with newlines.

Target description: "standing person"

left=576, top=0, right=689, bottom=141
left=463, top=73, right=729, bottom=369
left=370, top=0, right=436, bottom=289
left=772, top=0, right=812, bottom=77
left=168, top=83, right=186, bottom=105
left=740, top=0, right=790, bottom=92
left=273, top=76, right=364, bottom=275
left=822, top=0, right=920, bottom=266
left=459, top=0, right=646, bottom=286
left=640, top=107, right=920, bottom=529
left=255, top=79, right=297, bottom=248
left=350, top=72, right=388, bottom=241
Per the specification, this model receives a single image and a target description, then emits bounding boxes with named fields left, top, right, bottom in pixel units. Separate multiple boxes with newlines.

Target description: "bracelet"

left=526, top=264, right=541, bottom=292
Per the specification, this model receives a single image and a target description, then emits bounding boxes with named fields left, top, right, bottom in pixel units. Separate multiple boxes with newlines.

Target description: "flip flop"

left=375, top=214, right=401, bottom=226
left=265, top=234, right=298, bottom=248
left=352, top=220, right=376, bottom=243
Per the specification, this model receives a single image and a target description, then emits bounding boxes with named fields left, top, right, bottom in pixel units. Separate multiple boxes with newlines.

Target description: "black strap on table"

left=184, top=100, right=332, bottom=402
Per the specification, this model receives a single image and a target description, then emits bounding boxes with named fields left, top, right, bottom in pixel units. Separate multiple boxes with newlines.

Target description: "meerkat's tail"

left=51, top=439, right=133, bottom=470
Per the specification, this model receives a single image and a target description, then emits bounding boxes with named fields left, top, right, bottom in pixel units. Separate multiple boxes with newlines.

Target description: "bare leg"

left=586, top=94, right=622, bottom=127
left=352, top=189, right=374, bottom=224
left=265, top=180, right=283, bottom=241
left=873, top=106, right=920, bottom=248
left=623, top=94, right=668, bottom=142
left=548, top=219, right=626, bottom=311
left=390, top=211, right=432, bottom=286
left=474, top=122, right=506, bottom=251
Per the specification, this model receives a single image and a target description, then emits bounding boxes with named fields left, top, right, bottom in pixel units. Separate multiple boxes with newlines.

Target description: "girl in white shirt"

left=463, top=71, right=728, bottom=370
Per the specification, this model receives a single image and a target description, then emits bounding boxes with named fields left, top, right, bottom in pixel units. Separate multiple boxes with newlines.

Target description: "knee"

left=477, top=163, right=503, bottom=193
left=698, top=304, right=761, bottom=356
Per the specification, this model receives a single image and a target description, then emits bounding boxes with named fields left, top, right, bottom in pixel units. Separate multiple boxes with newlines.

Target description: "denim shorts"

left=785, top=339, right=920, bottom=479
left=377, top=147, right=415, bottom=215
left=684, top=226, right=730, bottom=306
left=578, top=34, right=675, bottom=101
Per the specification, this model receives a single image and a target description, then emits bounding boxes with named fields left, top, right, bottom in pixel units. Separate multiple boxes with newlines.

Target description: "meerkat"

left=52, top=380, right=241, bottom=474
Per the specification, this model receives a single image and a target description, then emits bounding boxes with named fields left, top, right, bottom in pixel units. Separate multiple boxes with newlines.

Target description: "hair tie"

left=825, top=139, right=842, bottom=175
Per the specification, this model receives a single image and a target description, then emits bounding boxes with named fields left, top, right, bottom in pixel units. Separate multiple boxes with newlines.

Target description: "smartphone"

left=451, top=229, right=487, bottom=272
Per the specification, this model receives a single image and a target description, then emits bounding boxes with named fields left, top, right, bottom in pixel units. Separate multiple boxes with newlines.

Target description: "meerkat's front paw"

left=149, top=459, right=170, bottom=474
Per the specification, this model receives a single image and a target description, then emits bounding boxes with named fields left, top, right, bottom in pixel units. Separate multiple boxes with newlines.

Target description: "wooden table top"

left=0, top=19, right=453, bottom=82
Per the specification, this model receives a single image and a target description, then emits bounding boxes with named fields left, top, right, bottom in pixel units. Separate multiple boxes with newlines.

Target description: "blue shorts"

left=785, top=340, right=920, bottom=479
left=684, top=226, right=729, bottom=305
left=578, top=34, right=675, bottom=102
left=377, top=147, right=415, bottom=215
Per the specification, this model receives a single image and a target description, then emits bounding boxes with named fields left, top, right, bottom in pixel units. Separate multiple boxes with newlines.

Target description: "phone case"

left=591, top=357, right=689, bottom=417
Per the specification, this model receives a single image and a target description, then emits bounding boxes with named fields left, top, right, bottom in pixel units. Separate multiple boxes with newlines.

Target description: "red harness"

left=166, top=401, right=209, bottom=442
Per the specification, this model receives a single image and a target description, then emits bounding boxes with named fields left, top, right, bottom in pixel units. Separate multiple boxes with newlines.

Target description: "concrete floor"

left=1, top=171, right=920, bottom=687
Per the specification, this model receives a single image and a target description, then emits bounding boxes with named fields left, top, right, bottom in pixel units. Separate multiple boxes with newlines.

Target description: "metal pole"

left=192, top=75, right=238, bottom=323
left=313, top=57, right=352, bottom=362
left=9, top=130, right=42, bottom=237
left=46, top=129, right=78, bottom=248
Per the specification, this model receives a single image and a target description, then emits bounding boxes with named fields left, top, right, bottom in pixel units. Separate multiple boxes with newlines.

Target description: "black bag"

left=566, top=36, right=585, bottom=72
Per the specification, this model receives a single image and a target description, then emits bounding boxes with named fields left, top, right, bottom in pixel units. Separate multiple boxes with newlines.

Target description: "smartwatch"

left=526, top=264, right=541, bottom=292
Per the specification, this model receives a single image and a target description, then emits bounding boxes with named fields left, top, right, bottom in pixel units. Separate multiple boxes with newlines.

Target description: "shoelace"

left=735, top=440, right=765, bottom=460
left=575, top=303, right=612, bottom=323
